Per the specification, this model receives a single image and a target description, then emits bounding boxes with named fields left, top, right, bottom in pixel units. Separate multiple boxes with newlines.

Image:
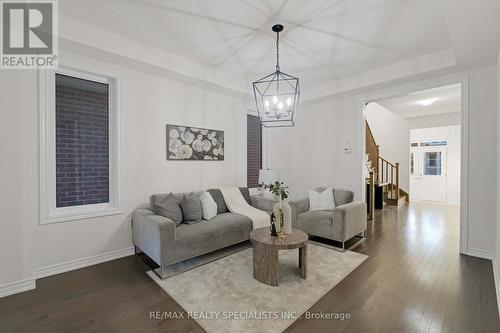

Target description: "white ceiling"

left=376, top=84, right=461, bottom=118
left=60, top=0, right=454, bottom=88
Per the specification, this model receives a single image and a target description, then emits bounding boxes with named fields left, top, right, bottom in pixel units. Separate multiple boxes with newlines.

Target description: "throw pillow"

left=200, top=191, right=217, bottom=220
left=308, top=187, right=336, bottom=211
left=181, top=192, right=203, bottom=224
left=207, top=189, right=229, bottom=214
left=154, top=193, right=183, bottom=226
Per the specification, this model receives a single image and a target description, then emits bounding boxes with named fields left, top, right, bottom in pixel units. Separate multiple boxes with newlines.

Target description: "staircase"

left=365, top=120, right=408, bottom=219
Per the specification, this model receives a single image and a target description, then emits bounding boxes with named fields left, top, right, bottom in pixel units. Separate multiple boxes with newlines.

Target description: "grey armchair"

left=290, top=187, right=367, bottom=250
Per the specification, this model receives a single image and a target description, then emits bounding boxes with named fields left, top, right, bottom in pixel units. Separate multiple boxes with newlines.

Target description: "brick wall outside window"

left=55, top=74, right=109, bottom=207
left=247, top=114, right=262, bottom=188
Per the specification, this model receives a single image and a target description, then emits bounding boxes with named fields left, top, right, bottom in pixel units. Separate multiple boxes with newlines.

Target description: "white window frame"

left=39, top=66, right=121, bottom=224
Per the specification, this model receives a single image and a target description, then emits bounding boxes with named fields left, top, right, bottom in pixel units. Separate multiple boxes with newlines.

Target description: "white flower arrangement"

left=177, top=144, right=193, bottom=159
left=192, top=139, right=203, bottom=152
left=202, top=139, right=212, bottom=152
left=181, top=130, right=195, bottom=145
left=169, top=138, right=181, bottom=152
left=169, top=129, right=179, bottom=139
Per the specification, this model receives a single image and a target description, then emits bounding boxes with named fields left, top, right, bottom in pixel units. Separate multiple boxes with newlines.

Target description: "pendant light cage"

left=252, top=24, right=300, bottom=128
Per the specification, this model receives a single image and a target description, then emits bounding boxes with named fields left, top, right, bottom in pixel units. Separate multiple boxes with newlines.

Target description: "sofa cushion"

left=181, top=192, right=203, bottom=224
left=297, top=210, right=334, bottom=238
left=152, top=193, right=183, bottom=226
left=333, top=189, right=354, bottom=206
left=315, top=187, right=354, bottom=206
left=200, top=191, right=217, bottom=220
left=208, top=189, right=229, bottom=214
left=174, top=213, right=253, bottom=262
left=308, top=187, right=335, bottom=211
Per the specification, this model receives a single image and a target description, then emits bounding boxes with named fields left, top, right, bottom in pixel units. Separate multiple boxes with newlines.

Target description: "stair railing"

left=378, top=157, right=400, bottom=200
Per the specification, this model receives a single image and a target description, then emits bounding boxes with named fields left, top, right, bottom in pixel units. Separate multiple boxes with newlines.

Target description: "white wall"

left=410, top=126, right=461, bottom=204
left=365, top=102, right=410, bottom=191
left=467, top=66, right=497, bottom=257
left=267, top=97, right=363, bottom=200
left=408, top=112, right=460, bottom=129
left=0, top=50, right=248, bottom=293
left=0, top=71, right=37, bottom=296
left=495, top=45, right=500, bottom=317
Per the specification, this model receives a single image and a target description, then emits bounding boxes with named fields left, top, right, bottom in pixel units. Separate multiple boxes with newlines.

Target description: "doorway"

left=363, top=79, right=466, bottom=252
left=409, top=125, right=461, bottom=204
left=410, top=142, right=447, bottom=202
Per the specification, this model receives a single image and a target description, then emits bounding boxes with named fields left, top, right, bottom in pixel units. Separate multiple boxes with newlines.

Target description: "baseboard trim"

left=34, top=246, right=135, bottom=279
left=0, top=278, right=36, bottom=298
left=493, top=259, right=500, bottom=319
left=467, top=247, right=495, bottom=260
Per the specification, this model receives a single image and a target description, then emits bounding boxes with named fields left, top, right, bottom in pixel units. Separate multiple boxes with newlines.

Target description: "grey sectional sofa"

left=132, top=188, right=266, bottom=278
left=291, top=187, right=367, bottom=250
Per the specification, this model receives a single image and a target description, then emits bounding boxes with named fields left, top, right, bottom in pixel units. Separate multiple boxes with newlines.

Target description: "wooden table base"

left=299, top=245, right=307, bottom=279
left=250, top=228, right=308, bottom=287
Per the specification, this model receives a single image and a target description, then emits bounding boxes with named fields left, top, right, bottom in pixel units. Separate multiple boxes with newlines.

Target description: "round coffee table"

left=249, top=227, right=308, bottom=286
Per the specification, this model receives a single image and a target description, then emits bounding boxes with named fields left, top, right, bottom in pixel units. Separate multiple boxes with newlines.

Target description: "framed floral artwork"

left=166, top=124, right=224, bottom=160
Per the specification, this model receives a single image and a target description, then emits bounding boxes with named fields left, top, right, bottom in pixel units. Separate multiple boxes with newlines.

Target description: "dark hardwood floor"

left=1, top=202, right=499, bottom=332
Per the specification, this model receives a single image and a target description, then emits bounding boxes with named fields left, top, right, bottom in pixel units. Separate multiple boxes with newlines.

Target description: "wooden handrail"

left=377, top=156, right=400, bottom=200
left=378, top=156, right=396, bottom=168
left=365, top=120, right=402, bottom=206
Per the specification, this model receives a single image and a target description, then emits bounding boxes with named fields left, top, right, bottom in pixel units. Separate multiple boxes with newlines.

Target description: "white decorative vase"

left=273, top=198, right=292, bottom=235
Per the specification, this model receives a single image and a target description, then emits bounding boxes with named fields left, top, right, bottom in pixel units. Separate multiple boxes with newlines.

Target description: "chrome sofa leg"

left=152, top=266, right=168, bottom=279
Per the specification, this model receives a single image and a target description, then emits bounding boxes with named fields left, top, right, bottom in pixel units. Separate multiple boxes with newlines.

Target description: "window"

left=423, top=152, right=442, bottom=175
left=40, top=68, right=120, bottom=223
left=247, top=114, right=262, bottom=188
left=410, top=142, right=419, bottom=147
left=56, top=74, right=109, bottom=207
left=420, top=140, right=447, bottom=147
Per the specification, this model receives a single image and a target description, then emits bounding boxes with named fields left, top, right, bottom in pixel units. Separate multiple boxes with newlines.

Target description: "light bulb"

left=286, top=97, right=292, bottom=106
left=272, top=96, right=278, bottom=104
left=277, top=102, right=283, bottom=110
left=264, top=100, right=270, bottom=108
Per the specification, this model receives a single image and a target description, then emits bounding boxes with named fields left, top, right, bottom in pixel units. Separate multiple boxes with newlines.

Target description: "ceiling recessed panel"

left=376, top=84, right=461, bottom=118
left=60, top=0, right=452, bottom=87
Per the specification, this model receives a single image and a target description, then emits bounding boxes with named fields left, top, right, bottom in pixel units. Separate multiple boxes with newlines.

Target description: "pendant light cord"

left=276, top=30, right=280, bottom=71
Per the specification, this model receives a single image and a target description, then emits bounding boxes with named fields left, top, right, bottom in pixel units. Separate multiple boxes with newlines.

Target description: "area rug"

left=147, top=243, right=367, bottom=333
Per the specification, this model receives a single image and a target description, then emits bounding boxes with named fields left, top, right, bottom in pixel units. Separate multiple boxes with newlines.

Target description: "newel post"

left=395, top=162, right=400, bottom=200
left=368, top=171, right=375, bottom=220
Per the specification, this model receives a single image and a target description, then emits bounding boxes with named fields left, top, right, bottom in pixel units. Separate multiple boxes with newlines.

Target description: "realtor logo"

left=1, top=0, right=58, bottom=68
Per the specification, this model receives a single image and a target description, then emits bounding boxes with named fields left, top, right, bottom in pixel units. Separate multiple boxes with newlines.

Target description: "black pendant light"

left=252, top=24, right=300, bottom=128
